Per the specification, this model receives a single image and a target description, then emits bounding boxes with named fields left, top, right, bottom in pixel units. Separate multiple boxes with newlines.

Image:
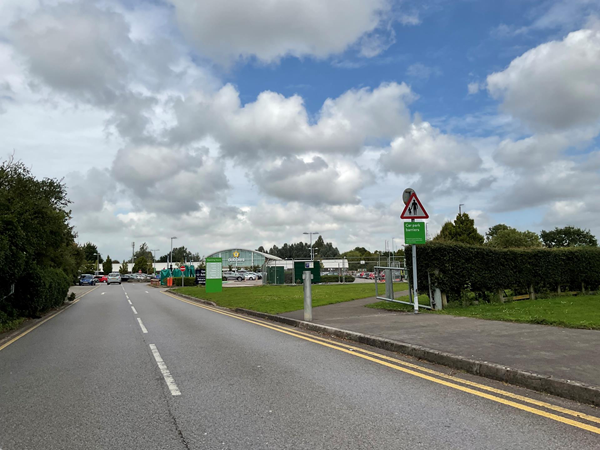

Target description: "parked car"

left=244, top=273, right=257, bottom=280
left=246, top=271, right=261, bottom=280
left=121, top=274, right=131, bottom=282
left=94, top=275, right=107, bottom=283
left=79, top=274, right=96, bottom=286
left=107, top=273, right=121, bottom=285
left=222, top=271, right=244, bottom=281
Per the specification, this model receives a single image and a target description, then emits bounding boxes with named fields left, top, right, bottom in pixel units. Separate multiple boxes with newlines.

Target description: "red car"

left=94, top=275, right=108, bottom=283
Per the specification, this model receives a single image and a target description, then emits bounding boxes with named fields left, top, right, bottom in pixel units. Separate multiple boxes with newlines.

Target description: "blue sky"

left=1, top=0, right=600, bottom=260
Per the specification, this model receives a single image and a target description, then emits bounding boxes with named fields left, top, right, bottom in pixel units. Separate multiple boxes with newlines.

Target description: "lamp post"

left=150, top=248, right=159, bottom=273
left=94, top=253, right=101, bottom=276
left=170, top=237, right=177, bottom=273
left=303, top=232, right=319, bottom=261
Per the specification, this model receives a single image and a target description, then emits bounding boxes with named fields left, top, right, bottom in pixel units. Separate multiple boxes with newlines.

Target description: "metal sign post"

left=400, top=189, right=429, bottom=314
left=412, top=219, right=418, bottom=313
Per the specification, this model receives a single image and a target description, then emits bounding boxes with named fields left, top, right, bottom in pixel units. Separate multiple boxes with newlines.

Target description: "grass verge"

left=367, top=293, right=600, bottom=330
left=173, top=282, right=409, bottom=315
left=437, top=295, right=600, bottom=330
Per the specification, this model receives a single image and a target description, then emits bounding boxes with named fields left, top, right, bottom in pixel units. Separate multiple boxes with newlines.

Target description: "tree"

left=434, top=213, right=484, bottom=245
left=0, top=157, right=77, bottom=317
left=119, top=261, right=129, bottom=275
left=81, top=242, right=103, bottom=263
left=102, top=255, right=113, bottom=275
left=487, top=228, right=542, bottom=248
left=159, top=246, right=199, bottom=263
left=485, top=224, right=511, bottom=242
left=134, top=242, right=153, bottom=261
left=256, top=246, right=266, bottom=253
left=540, top=226, right=598, bottom=248
left=132, top=256, right=149, bottom=274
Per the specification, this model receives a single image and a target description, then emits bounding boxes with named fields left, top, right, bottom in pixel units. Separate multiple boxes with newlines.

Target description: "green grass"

left=173, top=282, right=409, bottom=315
left=366, top=294, right=431, bottom=312
left=436, top=295, right=600, bottom=330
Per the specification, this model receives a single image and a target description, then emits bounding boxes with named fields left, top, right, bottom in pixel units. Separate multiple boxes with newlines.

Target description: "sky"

left=2, top=0, right=600, bottom=261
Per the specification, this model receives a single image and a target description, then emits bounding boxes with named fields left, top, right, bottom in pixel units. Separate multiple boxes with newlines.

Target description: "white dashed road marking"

left=137, top=318, right=148, bottom=333
left=149, top=344, right=181, bottom=396
left=131, top=306, right=138, bottom=314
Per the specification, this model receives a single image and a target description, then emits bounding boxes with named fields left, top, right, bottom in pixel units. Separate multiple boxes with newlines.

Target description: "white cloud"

left=168, top=0, right=393, bottom=63
left=487, top=28, right=600, bottom=132
left=467, top=82, right=481, bottom=95
left=168, top=82, right=415, bottom=158
left=406, top=63, right=441, bottom=80
left=379, top=120, right=482, bottom=174
left=253, top=155, right=375, bottom=205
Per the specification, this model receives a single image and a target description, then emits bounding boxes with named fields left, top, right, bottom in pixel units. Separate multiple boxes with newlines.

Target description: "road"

left=1, top=283, right=599, bottom=449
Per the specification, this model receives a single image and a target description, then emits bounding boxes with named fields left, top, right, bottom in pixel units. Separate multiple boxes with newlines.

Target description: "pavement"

left=281, top=295, right=600, bottom=395
left=2, top=283, right=599, bottom=448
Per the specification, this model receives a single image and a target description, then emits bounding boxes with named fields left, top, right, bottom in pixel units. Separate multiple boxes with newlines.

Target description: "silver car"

left=222, top=271, right=244, bottom=281
left=107, top=272, right=121, bottom=285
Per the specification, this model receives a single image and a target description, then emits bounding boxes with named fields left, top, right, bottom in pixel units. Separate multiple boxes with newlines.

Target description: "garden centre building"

left=206, top=248, right=283, bottom=270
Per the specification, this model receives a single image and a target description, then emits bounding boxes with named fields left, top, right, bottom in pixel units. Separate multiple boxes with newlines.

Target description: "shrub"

left=171, top=277, right=197, bottom=287
left=406, top=242, right=600, bottom=302
left=9, top=265, right=71, bottom=317
left=320, top=275, right=355, bottom=283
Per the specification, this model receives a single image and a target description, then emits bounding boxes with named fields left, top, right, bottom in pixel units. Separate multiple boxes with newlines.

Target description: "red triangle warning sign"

left=400, top=193, right=429, bottom=219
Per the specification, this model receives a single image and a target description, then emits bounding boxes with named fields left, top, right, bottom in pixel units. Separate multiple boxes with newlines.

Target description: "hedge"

left=320, top=275, right=355, bottom=283
left=405, top=242, right=600, bottom=301
left=8, top=265, right=71, bottom=317
left=171, top=277, right=197, bottom=287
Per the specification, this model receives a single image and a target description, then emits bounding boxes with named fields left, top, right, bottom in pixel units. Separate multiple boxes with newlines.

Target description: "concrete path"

left=281, top=296, right=600, bottom=389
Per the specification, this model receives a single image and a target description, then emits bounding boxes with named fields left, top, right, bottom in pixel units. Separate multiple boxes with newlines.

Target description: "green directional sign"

left=404, top=222, right=426, bottom=245
left=205, top=257, right=223, bottom=293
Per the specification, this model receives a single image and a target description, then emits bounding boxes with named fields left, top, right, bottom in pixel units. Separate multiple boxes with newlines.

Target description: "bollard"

left=303, top=270, right=313, bottom=322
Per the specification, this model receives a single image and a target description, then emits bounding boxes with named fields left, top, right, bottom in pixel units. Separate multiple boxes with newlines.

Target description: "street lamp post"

left=150, top=249, right=159, bottom=273
left=170, top=237, right=177, bottom=273
left=303, top=232, right=319, bottom=261
left=94, top=253, right=101, bottom=275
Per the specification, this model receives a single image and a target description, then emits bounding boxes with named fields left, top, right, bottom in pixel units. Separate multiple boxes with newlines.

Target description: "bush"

left=406, top=242, right=600, bottom=302
left=9, top=265, right=71, bottom=317
left=171, top=277, right=196, bottom=287
left=320, top=275, right=355, bottom=283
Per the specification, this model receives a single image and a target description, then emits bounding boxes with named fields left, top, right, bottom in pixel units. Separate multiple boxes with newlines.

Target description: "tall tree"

left=1, top=157, right=78, bottom=317
left=132, top=256, right=149, bottom=274
left=134, top=242, right=153, bottom=261
left=540, top=226, right=598, bottom=248
left=119, top=261, right=129, bottom=275
left=434, top=213, right=484, bottom=245
left=158, top=246, right=198, bottom=263
left=81, top=242, right=103, bottom=263
left=485, top=224, right=511, bottom=242
left=487, top=228, right=542, bottom=248
left=102, top=255, right=113, bottom=274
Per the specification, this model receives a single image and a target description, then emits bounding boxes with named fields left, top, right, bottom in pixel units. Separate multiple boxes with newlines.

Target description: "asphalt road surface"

left=1, top=283, right=599, bottom=449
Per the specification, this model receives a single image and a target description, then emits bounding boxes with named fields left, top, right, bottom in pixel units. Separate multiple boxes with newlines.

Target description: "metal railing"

left=374, top=266, right=432, bottom=310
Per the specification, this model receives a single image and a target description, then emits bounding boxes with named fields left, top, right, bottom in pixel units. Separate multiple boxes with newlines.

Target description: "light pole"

left=170, top=237, right=177, bottom=272
left=94, top=253, right=101, bottom=275
left=303, top=232, right=319, bottom=260
left=459, top=203, right=465, bottom=215
left=150, top=248, right=159, bottom=273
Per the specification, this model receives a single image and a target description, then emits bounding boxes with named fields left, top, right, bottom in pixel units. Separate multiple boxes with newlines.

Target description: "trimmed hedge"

left=406, top=242, right=600, bottom=300
left=171, top=277, right=197, bottom=287
left=9, top=265, right=71, bottom=317
left=320, top=275, right=355, bottom=283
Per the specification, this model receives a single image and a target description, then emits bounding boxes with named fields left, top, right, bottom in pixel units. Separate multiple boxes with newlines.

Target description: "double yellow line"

left=0, top=286, right=99, bottom=352
left=162, top=291, right=600, bottom=435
